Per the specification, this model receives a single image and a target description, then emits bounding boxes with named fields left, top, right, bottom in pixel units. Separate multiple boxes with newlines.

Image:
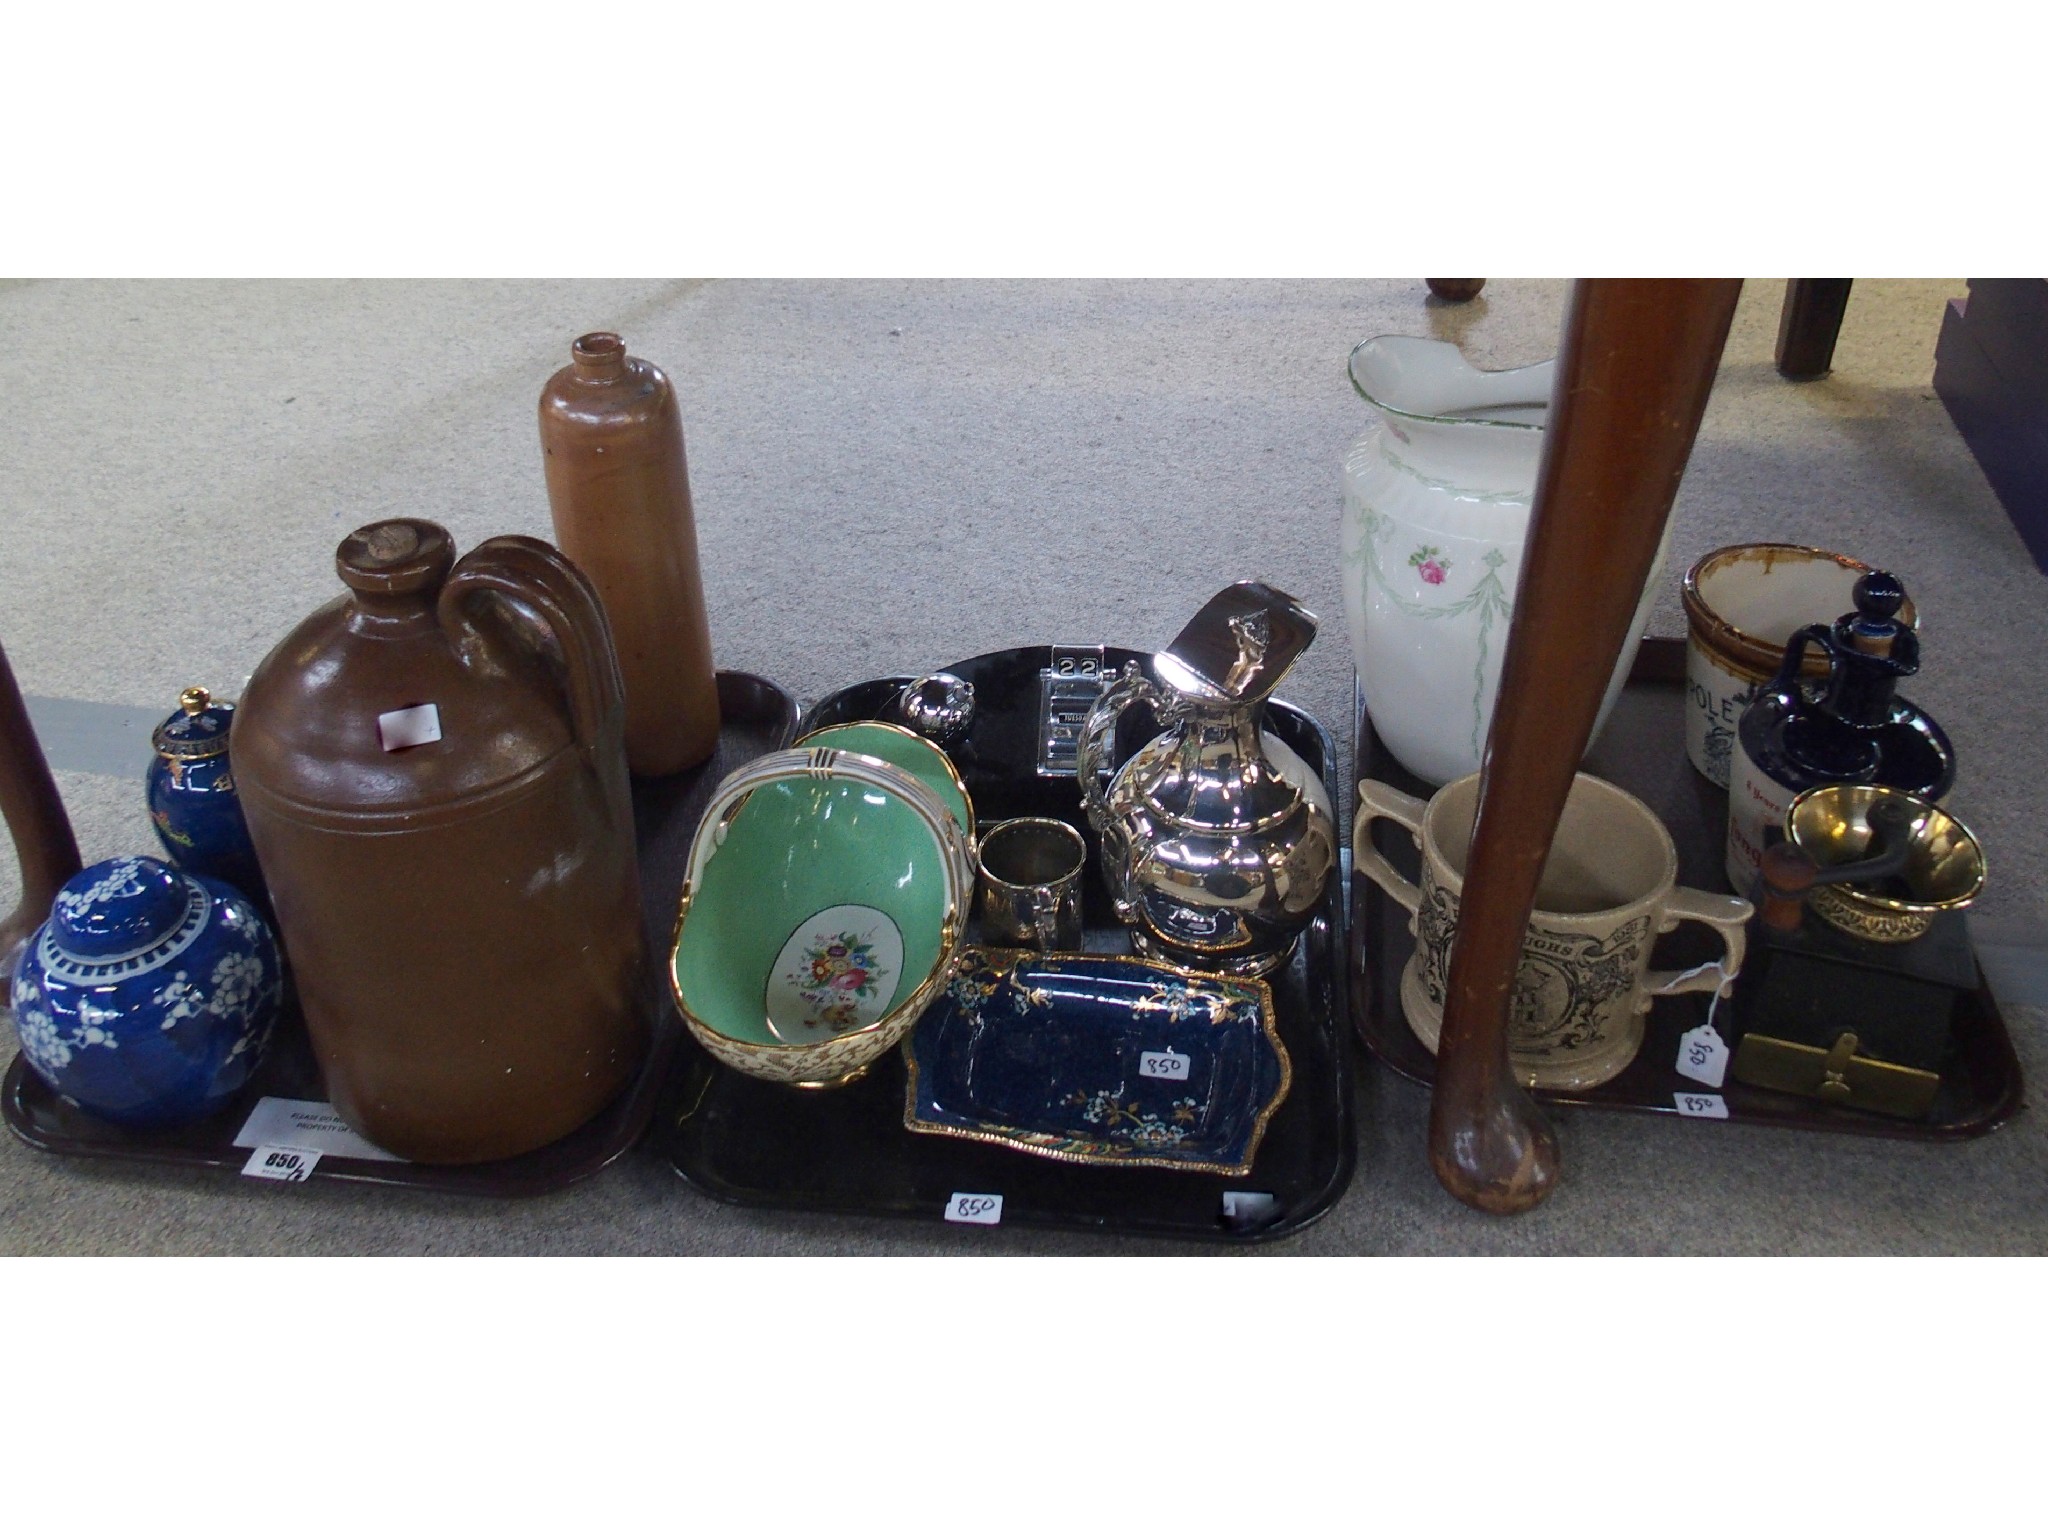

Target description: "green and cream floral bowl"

left=669, top=746, right=972, bottom=1089
left=791, top=720, right=976, bottom=845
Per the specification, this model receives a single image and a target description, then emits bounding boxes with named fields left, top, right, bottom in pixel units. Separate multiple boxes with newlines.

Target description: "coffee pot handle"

left=1075, top=661, right=1160, bottom=835
left=1352, top=778, right=1429, bottom=915
left=438, top=536, right=625, bottom=762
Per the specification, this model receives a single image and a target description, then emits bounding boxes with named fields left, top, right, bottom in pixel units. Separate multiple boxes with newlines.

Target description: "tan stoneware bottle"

left=233, top=519, right=649, bottom=1164
left=539, top=331, right=721, bottom=776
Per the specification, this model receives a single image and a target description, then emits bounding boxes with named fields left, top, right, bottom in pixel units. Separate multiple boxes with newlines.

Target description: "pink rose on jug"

left=1408, top=546, right=1450, bottom=586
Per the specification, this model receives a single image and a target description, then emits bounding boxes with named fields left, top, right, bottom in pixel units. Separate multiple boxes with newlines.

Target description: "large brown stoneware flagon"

left=539, top=332, right=721, bottom=776
left=233, top=520, right=649, bottom=1164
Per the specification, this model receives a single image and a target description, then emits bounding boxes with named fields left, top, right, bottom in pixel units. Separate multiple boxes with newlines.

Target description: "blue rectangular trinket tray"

left=905, top=947, right=1291, bottom=1177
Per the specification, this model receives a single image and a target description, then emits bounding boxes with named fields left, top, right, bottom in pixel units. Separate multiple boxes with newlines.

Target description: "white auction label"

left=233, top=1097, right=406, bottom=1162
left=377, top=702, right=442, bottom=752
left=242, top=1145, right=321, bottom=1182
left=1673, top=1092, right=1730, bottom=1120
left=944, top=1192, right=1003, bottom=1225
left=1675, top=1021, right=1730, bottom=1088
left=1139, top=1048, right=1190, bottom=1082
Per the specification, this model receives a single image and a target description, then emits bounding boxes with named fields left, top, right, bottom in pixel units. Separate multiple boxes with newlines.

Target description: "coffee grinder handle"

left=438, top=536, right=626, bottom=764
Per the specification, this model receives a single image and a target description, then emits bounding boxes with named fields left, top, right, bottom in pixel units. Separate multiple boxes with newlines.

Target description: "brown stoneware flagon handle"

left=0, top=635, right=83, bottom=974
left=436, top=536, right=626, bottom=763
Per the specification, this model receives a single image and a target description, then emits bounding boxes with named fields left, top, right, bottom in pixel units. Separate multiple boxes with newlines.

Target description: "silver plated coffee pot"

left=1077, top=582, right=1336, bottom=977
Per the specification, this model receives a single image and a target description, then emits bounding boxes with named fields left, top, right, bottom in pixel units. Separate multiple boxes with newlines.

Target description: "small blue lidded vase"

left=9, top=855, right=284, bottom=1127
left=147, top=685, right=267, bottom=904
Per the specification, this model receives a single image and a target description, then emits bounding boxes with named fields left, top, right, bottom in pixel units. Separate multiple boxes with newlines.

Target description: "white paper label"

left=1221, top=1191, right=1278, bottom=1223
left=1673, top=1092, right=1730, bottom=1119
left=233, top=1097, right=406, bottom=1162
left=1139, top=1048, right=1190, bottom=1082
left=242, top=1145, right=321, bottom=1181
left=944, top=1192, right=1003, bottom=1225
left=377, top=702, right=442, bottom=752
left=1676, top=1022, right=1730, bottom=1088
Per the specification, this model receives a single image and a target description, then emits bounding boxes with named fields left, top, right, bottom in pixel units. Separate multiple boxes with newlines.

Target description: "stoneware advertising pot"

left=1680, top=543, right=1917, bottom=787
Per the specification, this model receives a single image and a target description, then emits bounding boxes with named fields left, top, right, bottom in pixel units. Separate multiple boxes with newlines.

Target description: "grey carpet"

left=2, top=278, right=2042, bottom=1254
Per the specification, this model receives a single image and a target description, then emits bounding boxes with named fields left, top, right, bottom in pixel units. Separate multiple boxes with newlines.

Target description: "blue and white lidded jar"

left=147, top=686, right=267, bottom=903
left=9, top=855, right=284, bottom=1127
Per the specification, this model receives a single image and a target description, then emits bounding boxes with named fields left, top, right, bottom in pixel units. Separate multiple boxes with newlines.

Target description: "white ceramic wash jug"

left=1339, top=335, right=1671, bottom=786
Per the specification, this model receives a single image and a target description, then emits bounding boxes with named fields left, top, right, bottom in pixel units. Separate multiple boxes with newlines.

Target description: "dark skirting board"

left=661, top=646, right=1358, bottom=1243
left=3, top=671, right=799, bottom=1196
left=1349, top=637, right=2025, bottom=1139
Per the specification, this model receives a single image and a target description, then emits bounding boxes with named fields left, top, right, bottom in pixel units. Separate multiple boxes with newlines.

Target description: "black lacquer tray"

left=662, top=646, right=1357, bottom=1242
left=1350, top=637, right=2025, bottom=1139
left=2, top=671, right=799, bottom=1196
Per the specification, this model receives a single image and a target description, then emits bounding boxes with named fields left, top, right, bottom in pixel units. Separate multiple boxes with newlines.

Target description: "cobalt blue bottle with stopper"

left=1725, top=571, right=1955, bottom=893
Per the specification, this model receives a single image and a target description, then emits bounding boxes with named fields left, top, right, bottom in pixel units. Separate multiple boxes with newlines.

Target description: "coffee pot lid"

left=48, top=857, right=195, bottom=961
left=1153, top=581, right=1318, bottom=705
left=152, top=686, right=235, bottom=761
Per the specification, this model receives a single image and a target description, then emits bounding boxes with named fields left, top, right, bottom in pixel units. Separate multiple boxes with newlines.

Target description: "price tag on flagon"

left=944, top=1192, right=1003, bottom=1225
left=1139, top=1049, right=1190, bottom=1082
left=377, top=702, right=442, bottom=752
left=1672, top=1092, right=1729, bottom=1120
left=1675, top=1021, right=1730, bottom=1088
left=242, top=1145, right=321, bottom=1182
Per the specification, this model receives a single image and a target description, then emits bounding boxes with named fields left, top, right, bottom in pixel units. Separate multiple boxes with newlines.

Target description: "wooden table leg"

left=1428, top=278, right=1743, bottom=1214
left=1776, top=279, right=1853, bottom=379
left=1, top=637, right=81, bottom=977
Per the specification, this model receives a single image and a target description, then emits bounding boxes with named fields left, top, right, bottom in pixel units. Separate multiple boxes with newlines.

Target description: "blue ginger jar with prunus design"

left=8, top=855, right=283, bottom=1127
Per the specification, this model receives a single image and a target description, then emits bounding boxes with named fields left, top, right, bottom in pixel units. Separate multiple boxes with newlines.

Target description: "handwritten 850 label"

left=945, top=1192, right=1003, bottom=1225
left=241, top=1144, right=321, bottom=1181
left=1672, top=1092, right=1729, bottom=1120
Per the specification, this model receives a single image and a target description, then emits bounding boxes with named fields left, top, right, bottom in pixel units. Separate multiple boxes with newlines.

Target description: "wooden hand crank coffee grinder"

left=1428, top=280, right=1742, bottom=1213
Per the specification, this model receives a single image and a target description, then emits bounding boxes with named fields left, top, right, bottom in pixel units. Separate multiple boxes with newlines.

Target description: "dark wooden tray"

left=661, top=646, right=1358, bottom=1243
left=1349, top=636, right=2025, bottom=1139
left=2, top=671, right=798, bottom=1196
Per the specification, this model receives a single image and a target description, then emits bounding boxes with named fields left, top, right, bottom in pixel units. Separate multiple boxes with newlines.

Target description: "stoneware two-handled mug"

left=1355, top=771, right=1753, bottom=1091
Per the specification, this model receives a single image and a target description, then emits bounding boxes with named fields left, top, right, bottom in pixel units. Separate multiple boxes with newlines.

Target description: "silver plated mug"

left=977, top=818, right=1086, bottom=951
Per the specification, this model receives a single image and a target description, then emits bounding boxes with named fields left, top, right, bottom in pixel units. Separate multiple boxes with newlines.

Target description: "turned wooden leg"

left=0, top=637, right=81, bottom=976
left=1427, top=279, right=1487, bottom=302
left=1427, top=278, right=1743, bottom=1214
left=1776, top=279, right=1853, bottom=379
